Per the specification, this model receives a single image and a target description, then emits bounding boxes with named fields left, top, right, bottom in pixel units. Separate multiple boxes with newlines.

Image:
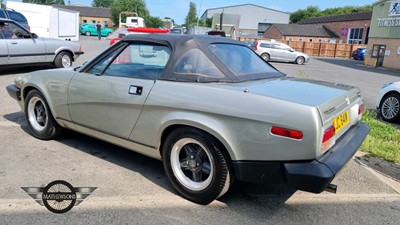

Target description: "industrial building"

left=200, top=4, right=290, bottom=37
left=365, top=0, right=400, bottom=70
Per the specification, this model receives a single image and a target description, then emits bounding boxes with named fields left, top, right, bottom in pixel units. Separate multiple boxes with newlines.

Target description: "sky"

left=5, top=0, right=377, bottom=25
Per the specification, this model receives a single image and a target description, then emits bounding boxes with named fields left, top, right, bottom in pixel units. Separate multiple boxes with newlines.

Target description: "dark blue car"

left=352, top=48, right=366, bottom=60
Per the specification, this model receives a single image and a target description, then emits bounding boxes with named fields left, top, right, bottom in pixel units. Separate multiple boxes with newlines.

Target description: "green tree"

left=290, top=5, right=373, bottom=23
left=92, top=0, right=113, bottom=8
left=205, top=17, right=212, bottom=27
left=290, top=6, right=321, bottom=23
left=146, top=16, right=164, bottom=28
left=110, top=0, right=150, bottom=27
left=184, top=1, right=198, bottom=28
left=22, top=0, right=65, bottom=4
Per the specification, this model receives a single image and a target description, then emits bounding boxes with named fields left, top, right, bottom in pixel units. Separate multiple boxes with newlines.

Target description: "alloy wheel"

left=170, top=138, right=214, bottom=191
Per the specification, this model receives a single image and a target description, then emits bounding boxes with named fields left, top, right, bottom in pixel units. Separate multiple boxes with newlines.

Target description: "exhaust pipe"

left=325, top=184, right=337, bottom=193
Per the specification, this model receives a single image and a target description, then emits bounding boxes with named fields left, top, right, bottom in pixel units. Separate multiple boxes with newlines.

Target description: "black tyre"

left=296, top=56, right=305, bottom=65
left=162, top=127, right=232, bottom=205
left=54, top=51, right=72, bottom=68
left=85, top=31, right=91, bottom=36
left=261, top=53, right=270, bottom=61
left=379, top=93, right=400, bottom=123
left=24, top=90, right=63, bottom=140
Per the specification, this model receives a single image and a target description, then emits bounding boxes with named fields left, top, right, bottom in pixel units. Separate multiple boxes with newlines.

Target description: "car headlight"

left=14, top=74, right=30, bottom=89
left=381, top=82, right=393, bottom=89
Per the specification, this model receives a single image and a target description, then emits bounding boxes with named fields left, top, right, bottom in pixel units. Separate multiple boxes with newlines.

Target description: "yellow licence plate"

left=333, top=111, right=349, bottom=133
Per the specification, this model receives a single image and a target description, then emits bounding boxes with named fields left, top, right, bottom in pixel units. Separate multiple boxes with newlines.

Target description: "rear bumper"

left=233, top=122, right=370, bottom=193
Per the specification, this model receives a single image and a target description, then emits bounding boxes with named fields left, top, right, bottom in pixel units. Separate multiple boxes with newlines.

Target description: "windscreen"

left=209, top=44, right=283, bottom=80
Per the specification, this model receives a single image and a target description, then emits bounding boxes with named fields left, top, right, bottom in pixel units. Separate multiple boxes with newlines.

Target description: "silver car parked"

left=7, top=34, right=369, bottom=205
left=254, top=41, right=309, bottom=65
left=0, top=18, right=83, bottom=68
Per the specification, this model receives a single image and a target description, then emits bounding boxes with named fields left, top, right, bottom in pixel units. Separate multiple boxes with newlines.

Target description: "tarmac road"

left=0, top=36, right=399, bottom=224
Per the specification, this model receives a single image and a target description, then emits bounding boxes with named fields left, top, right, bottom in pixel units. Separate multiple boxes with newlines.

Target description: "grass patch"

left=359, top=110, right=400, bottom=164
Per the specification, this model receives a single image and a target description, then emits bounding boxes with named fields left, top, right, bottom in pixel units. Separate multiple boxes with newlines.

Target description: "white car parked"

left=376, top=82, right=400, bottom=123
left=253, top=41, right=310, bottom=65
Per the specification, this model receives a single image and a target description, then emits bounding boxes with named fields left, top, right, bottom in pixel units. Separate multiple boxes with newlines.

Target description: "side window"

left=1, top=22, right=29, bottom=39
left=174, top=49, right=224, bottom=78
left=103, top=43, right=171, bottom=80
left=87, top=45, right=126, bottom=75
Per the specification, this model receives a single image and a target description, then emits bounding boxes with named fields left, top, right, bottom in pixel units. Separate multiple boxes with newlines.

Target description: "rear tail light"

left=271, top=126, right=303, bottom=140
left=357, top=103, right=365, bottom=121
left=358, top=103, right=365, bottom=116
left=322, top=125, right=336, bottom=152
left=253, top=42, right=258, bottom=51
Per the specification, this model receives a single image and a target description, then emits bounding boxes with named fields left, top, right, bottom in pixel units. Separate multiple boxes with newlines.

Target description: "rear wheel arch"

left=159, top=124, right=234, bottom=164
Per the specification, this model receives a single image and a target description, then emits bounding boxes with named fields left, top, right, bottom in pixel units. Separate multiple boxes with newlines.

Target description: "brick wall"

left=81, top=16, right=113, bottom=27
left=313, top=20, right=371, bottom=44
left=365, top=38, right=400, bottom=70
left=283, top=36, right=336, bottom=43
left=263, top=25, right=283, bottom=40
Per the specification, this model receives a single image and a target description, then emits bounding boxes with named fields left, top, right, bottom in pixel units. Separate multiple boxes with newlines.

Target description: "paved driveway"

left=0, top=36, right=399, bottom=224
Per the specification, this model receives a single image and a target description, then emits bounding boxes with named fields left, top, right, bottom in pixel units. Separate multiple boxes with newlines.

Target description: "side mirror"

left=288, top=49, right=294, bottom=52
left=31, top=33, right=38, bottom=39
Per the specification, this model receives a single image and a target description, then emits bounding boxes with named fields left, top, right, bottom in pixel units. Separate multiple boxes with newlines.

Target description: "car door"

left=272, top=44, right=289, bottom=61
left=3, top=21, right=45, bottom=64
left=265, top=43, right=281, bottom=61
left=0, top=32, right=8, bottom=65
left=67, top=42, right=171, bottom=139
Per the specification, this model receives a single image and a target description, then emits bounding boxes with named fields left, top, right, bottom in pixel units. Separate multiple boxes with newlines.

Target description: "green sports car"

left=6, top=34, right=369, bottom=205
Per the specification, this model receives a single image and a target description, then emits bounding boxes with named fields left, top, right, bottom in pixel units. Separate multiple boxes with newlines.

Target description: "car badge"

left=324, top=107, right=336, bottom=115
left=345, top=96, right=350, bottom=105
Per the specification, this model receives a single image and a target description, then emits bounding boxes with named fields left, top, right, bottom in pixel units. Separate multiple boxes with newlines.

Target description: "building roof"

left=298, top=11, right=372, bottom=24
left=53, top=5, right=111, bottom=18
left=201, top=3, right=289, bottom=18
left=270, top=24, right=340, bottom=38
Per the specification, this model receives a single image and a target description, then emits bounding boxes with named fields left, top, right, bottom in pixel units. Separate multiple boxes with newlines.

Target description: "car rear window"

left=209, top=43, right=282, bottom=79
left=8, top=11, right=27, bottom=23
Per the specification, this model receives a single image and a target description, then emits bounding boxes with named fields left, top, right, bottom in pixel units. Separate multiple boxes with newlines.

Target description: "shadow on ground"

left=2, top=111, right=296, bottom=204
left=315, top=58, right=400, bottom=77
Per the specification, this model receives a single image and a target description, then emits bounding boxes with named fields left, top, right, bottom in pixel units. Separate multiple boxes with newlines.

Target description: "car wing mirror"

left=31, top=33, right=38, bottom=39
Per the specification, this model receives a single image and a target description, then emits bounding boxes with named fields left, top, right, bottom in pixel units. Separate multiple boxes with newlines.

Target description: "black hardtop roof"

left=120, top=33, right=242, bottom=46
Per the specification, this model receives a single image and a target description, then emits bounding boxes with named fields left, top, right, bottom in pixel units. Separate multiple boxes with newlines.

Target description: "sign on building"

left=389, top=0, right=400, bottom=17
